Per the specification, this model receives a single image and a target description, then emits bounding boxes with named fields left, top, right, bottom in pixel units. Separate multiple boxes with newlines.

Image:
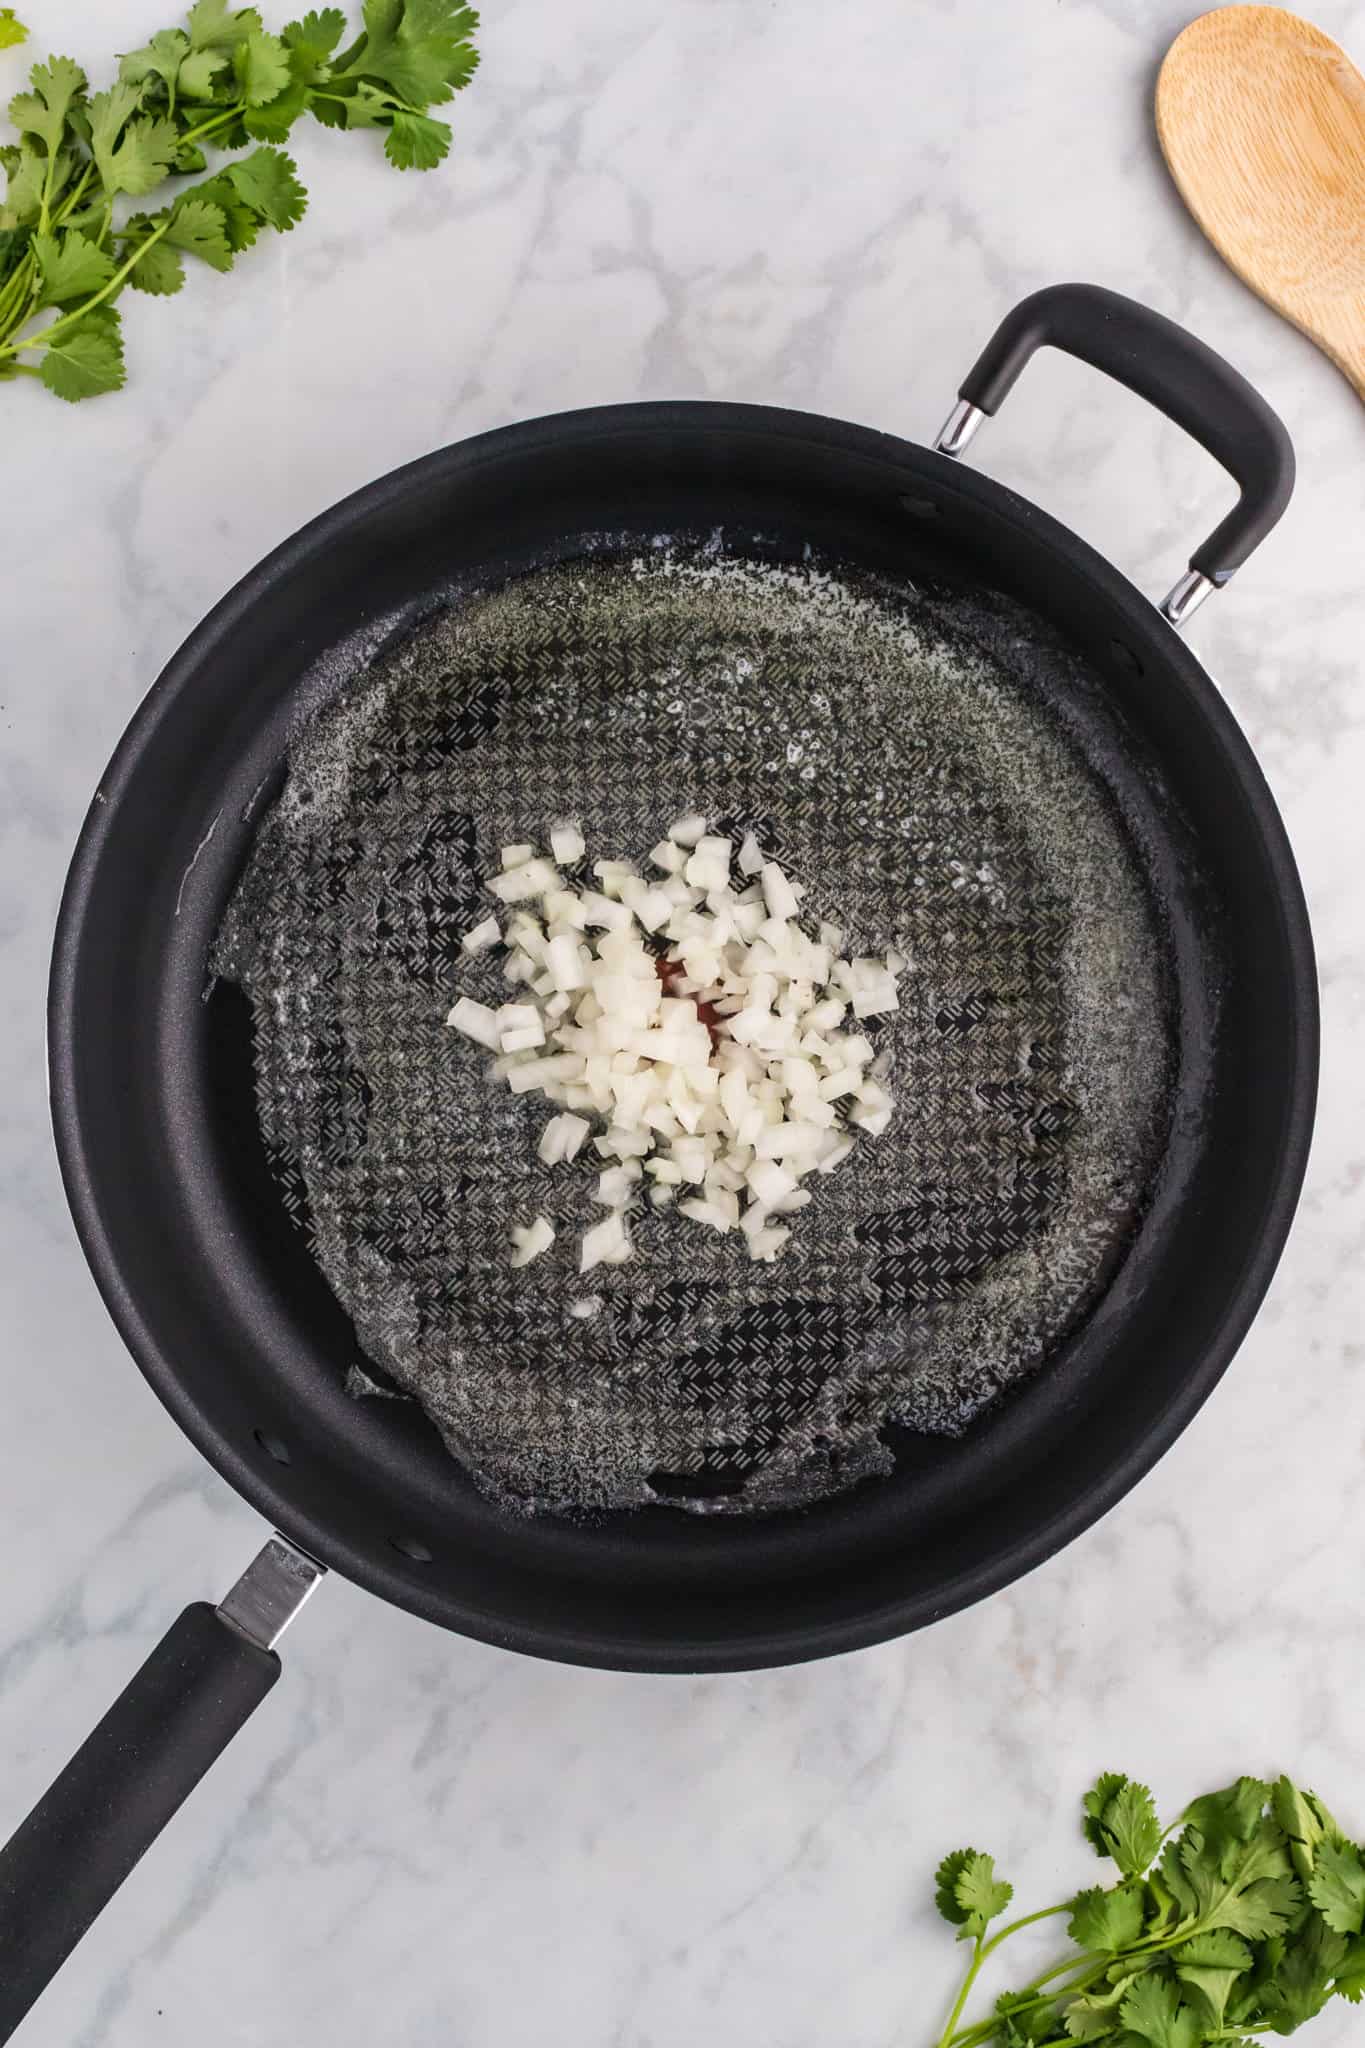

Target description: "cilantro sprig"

left=0, top=0, right=478, bottom=400
left=932, top=1772, right=1365, bottom=2046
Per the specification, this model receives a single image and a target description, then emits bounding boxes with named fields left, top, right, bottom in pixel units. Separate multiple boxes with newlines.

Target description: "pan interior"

left=212, top=543, right=1176, bottom=1518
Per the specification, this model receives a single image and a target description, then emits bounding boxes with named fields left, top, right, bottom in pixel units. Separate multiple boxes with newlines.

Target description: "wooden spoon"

left=1156, top=5, right=1365, bottom=399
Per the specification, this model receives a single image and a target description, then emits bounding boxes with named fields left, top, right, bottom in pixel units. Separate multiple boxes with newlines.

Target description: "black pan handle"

left=936, top=282, right=1295, bottom=627
left=0, top=1537, right=322, bottom=2042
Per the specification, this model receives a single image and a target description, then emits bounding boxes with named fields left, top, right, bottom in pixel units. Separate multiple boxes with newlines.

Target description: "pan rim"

left=46, top=399, right=1319, bottom=1671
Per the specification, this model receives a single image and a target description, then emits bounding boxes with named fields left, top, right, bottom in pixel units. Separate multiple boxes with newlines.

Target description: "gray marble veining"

left=2, top=1, right=1364, bottom=2041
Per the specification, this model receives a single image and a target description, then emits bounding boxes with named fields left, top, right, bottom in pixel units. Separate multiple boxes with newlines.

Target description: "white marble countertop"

left=3, top=1, right=1364, bottom=2042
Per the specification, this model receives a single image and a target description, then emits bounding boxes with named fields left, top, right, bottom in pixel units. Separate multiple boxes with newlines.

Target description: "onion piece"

left=581, top=1212, right=631, bottom=1272
left=539, top=1111, right=591, bottom=1165
left=510, top=1216, right=554, bottom=1267
left=761, top=862, right=799, bottom=921
left=447, top=996, right=502, bottom=1050
left=550, top=823, right=586, bottom=864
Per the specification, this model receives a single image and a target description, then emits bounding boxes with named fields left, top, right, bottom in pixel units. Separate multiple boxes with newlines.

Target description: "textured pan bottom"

left=214, top=545, right=1174, bottom=1516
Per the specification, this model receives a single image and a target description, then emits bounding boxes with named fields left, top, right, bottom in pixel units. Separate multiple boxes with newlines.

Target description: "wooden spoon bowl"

left=1156, top=5, right=1365, bottom=398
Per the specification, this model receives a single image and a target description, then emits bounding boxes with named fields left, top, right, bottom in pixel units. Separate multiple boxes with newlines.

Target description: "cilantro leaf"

left=1119, top=1973, right=1201, bottom=2048
left=225, top=145, right=307, bottom=227
left=187, top=1, right=265, bottom=52
left=9, top=55, right=87, bottom=154
left=85, top=78, right=140, bottom=166
left=1169, top=1814, right=1298, bottom=1942
left=385, top=107, right=450, bottom=168
left=89, top=86, right=180, bottom=198
left=178, top=47, right=230, bottom=97
left=110, top=114, right=181, bottom=196
left=439, top=30, right=476, bottom=93
left=1273, top=1777, right=1342, bottom=1884
left=164, top=194, right=234, bottom=269
left=1059, top=2009, right=1107, bottom=2041
left=1336, top=1934, right=1365, bottom=2002
left=1107, top=1781, right=1164, bottom=1878
left=32, top=229, right=114, bottom=306
left=934, top=1848, right=1012, bottom=1938
left=1182, top=1778, right=1272, bottom=1875
left=2, top=139, right=46, bottom=224
left=956, top=1851, right=1013, bottom=1938
left=38, top=303, right=125, bottom=400
left=287, top=6, right=347, bottom=48
left=1174, top=1930, right=1252, bottom=2028
left=337, top=80, right=390, bottom=126
left=1068, top=1883, right=1145, bottom=1954
left=0, top=9, right=28, bottom=52
left=282, top=7, right=347, bottom=72
left=1260, top=1918, right=1349, bottom=2028
left=1307, top=1836, right=1365, bottom=1935
left=1083, top=1773, right=1131, bottom=1854
left=1082, top=1774, right=1162, bottom=1877
left=1180, top=1928, right=1252, bottom=1968
left=129, top=237, right=185, bottom=293
left=935, top=1848, right=978, bottom=1928
left=1062, top=1964, right=1151, bottom=2040
left=118, top=29, right=190, bottom=98
left=339, top=0, right=478, bottom=108
left=242, top=76, right=310, bottom=139
left=182, top=171, right=262, bottom=250
left=236, top=28, right=292, bottom=103
left=1213, top=1872, right=1301, bottom=1943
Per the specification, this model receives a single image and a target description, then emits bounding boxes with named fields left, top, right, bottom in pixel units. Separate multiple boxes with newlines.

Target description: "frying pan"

left=0, top=283, right=1316, bottom=2038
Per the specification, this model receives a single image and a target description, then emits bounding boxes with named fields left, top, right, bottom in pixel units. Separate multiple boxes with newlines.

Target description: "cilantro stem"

left=37, top=150, right=56, bottom=235
left=0, top=247, right=38, bottom=340
left=0, top=215, right=170, bottom=359
left=53, top=162, right=95, bottom=223
left=944, top=1951, right=1115, bottom=2047
left=941, top=1907, right=1258, bottom=2048
left=934, top=1904, right=1075, bottom=2048
left=980, top=1902, right=1072, bottom=1962
left=935, top=1934, right=984, bottom=2048
left=177, top=105, right=244, bottom=147
left=312, top=82, right=408, bottom=111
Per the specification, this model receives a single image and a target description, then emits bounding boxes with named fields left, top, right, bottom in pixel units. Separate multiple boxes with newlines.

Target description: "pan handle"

left=0, top=1536, right=322, bottom=2042
left=934, top=281, right=1295, bottom=628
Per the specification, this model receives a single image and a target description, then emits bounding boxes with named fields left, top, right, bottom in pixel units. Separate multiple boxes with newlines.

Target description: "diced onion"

left=447, top=996, right=502, bottom=1050
left=550, top=822, right=586, bottom=864
left=539, top=1111, right=591, bottom=1165
left=446, top=823, right=901, bottom=1270
left=510, top=1215, right=554, bottom=1267
left=581, top=1212, right=631, bottom=1272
